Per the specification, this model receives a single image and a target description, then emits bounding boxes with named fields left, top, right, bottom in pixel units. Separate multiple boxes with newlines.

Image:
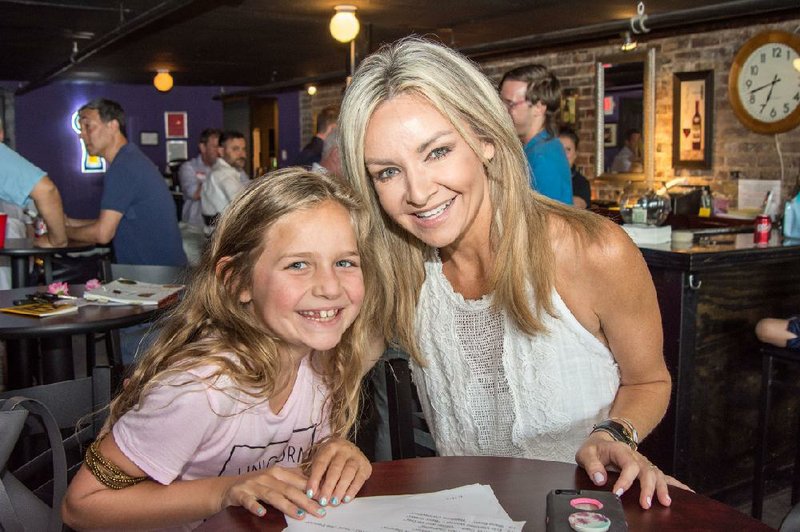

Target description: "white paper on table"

left=737, top=179, right=781, bottom=210
left=283, top=484, right=524, bottom=532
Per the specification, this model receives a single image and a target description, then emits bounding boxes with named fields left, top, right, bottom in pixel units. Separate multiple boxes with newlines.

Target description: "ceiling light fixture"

left=307, top=85, right=317, bottom=96
left=329, top=5, right=360, bottom=43
left=620, top=31, right=638, bottom=52
left=153, top=70, right=173, bottom=92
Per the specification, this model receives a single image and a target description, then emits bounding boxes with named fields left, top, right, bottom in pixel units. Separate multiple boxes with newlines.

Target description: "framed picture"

left=139, top=131, right=159, bottom=146
left=166, top=139, right=188, bottom=162
left=673, top=70, right=713, bottom=169
left=603, top=123, right=617, bottom=147
left=164, top=111, right=188, bottom=139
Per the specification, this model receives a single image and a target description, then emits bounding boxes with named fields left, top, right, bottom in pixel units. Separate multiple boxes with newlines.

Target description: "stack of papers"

left=84, top=279, right=184, bottom=307
left=284, top=484, right=524, bottom=532
left=622, top=224, right=672, bottom=245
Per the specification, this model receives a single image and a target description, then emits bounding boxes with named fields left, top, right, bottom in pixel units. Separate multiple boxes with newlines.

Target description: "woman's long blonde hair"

left=339, top=37, right=602, bottom=364
left=107, top=168, right=383, bottom=439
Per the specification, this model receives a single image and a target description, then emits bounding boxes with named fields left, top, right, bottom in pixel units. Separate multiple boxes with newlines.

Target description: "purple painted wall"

left=277, top=91, right=300, bottom=166
left=11, top=82, right=225, bottom=218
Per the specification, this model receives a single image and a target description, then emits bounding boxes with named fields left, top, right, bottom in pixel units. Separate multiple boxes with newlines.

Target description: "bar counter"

left=636, top=231, right=800, bottom=501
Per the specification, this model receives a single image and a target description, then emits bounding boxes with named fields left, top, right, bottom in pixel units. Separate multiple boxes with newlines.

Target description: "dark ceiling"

left=1, top=0, right=798, bottom=93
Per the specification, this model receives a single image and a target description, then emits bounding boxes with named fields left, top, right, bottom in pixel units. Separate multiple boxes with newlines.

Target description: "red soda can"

left=753, top=214, right=771, bottom=245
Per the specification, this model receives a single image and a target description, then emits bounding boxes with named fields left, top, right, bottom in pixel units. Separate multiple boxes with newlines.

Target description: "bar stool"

left=752, top=345, right=800, bottom=519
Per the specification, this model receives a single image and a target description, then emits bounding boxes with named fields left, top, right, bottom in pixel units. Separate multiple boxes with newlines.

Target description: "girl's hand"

left=221, top=466, right=327, bottom=521
left=306, top=437, right=372, bottom=508
left=575, top=432, right=693, bottom=510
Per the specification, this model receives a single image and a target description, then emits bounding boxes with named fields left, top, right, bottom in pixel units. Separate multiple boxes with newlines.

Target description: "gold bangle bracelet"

left=609, top=417, right=639, bottom=445
left=84, top=437, right=149, bottom=490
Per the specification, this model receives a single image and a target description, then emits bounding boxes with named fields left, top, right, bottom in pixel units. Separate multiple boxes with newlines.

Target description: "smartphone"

left=545, top=489, right=627, bottom=532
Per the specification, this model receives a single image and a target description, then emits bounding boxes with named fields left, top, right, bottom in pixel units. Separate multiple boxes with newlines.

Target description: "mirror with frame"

left=594, top=48, right=656, bottom=184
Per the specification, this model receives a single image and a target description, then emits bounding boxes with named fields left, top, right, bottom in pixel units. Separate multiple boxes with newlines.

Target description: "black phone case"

left=545, top=489, right=628, bottom=532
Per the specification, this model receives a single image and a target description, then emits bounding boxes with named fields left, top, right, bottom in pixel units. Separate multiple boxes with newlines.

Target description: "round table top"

left=197, top=456, right=773, bottom=531
left=0, top=238, right=96, bottom=256
left=0, top=285, right=161, bottom=338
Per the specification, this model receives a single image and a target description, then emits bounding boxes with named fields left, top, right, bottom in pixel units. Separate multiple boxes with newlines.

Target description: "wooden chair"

left=752, top=345, right=800, bottom=519
left=383, top=353, right=436, bottom=460
left=0, top=366, right=111, bottom=527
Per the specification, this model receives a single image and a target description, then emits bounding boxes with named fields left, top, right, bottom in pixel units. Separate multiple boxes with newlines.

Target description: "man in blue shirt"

left=66, top=99, right=186, bottom=266
left=499, top=65, right=572, bottom=205
left=0, top=123, right=68, bottom=247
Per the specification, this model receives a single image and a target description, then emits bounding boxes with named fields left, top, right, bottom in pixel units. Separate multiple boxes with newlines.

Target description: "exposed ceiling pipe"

left=214, top=72, right=349, bottom=101
left=0, top=0, right=134, bottom=13
left=459, top=0, right=799, bottom=58
left=16, top=0, right=197, bottom=95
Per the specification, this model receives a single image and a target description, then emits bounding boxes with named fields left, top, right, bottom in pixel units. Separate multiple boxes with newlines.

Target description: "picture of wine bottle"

left=691, top=99, right=702, bottom=151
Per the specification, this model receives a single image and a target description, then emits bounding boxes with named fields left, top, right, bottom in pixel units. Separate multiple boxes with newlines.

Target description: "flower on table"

left=85, top=278, right=102, bottom=291
left=47, top=281, right=69, bottom=296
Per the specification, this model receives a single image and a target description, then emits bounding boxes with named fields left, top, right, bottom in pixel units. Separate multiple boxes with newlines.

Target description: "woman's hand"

left=306, top=437, right=372, bottom=508
left=221, top=466, right=326, bottom=521
left=575, top=432, right=693, bottom=509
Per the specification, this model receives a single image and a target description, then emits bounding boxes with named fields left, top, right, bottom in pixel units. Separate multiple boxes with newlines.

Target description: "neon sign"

left=71, top=111, right=106, bottom=173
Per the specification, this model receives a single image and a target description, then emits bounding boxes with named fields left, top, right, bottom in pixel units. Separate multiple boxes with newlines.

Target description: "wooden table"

left=0, top=238, right=96, bottom=288
left=0, top=285, right=161, bottom=388
left=197, top=456, right=773, bottom=531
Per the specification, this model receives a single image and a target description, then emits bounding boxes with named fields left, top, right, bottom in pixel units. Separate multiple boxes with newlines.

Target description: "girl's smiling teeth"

left=298, top=309, right=340, bottom=321
left=415, top=198, right=454, bottom=219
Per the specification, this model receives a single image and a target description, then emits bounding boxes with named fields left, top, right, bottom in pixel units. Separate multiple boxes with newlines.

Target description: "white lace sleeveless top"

left=411, top=251, right=621, bottom=463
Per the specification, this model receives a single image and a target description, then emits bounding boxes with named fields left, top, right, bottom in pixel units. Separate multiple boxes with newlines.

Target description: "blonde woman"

left=340, top=37, right=689, bottom=510
left=63, top=169, right=378, bottom=529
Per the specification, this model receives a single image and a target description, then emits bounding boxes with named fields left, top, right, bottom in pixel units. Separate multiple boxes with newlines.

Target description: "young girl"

left=62, top=168, right=379, bottom=530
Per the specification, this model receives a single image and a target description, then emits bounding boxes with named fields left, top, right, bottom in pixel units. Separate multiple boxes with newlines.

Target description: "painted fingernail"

left=256, top=507, right=266, bottom=516
left=615, top=488, right=624, bottom=497
left=646, top=496, right=652, bottom=508
left=343, top=496, right=351, bottom=503
left=306, top=489, right=314, bottom=498
left=331, top=497, right=339, bottom=506
left=319, top=497, right=328, bottom=506
left=317, top=508, right=327, bottom=516
left=593, top=472, right=604, bottom=484
left=297, top=509, right=305, bottom=516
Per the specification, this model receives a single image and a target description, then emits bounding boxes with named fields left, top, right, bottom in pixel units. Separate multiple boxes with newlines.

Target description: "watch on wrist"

left=591, top=419, right=638, bottom=451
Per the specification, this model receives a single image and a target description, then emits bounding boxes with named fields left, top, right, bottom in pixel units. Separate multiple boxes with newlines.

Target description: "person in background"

left=558, top=127, right=592, bottom=209
left=340, top=37, right=690, bottom=509
left=0, top=120, right=68, bottom=248
left=292, top=106, right=339, bottom=168
left=499, top=64, right=572, bottom=204
left=62, top=168, right=377, bottom=529
left=312, top=127, right=342, bottom=178
left=756, top=317, right=800, bottom=350
left=201, top=130, right=249, bottom=233
left=67, top=98, right=187, bottom=266
left=178, top=128, right=221, bottom=228
left=610, top=128, right=642, bottom=173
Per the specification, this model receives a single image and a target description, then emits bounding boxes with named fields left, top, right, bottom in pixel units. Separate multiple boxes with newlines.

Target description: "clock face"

left=737, top=42, right=800, bottom=123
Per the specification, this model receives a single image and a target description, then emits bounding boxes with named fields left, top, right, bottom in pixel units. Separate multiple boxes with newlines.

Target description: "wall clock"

left=728, top=30, right=800, bottom=134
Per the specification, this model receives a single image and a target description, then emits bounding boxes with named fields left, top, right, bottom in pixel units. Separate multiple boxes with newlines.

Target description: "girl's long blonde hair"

left=339, top=37, right=602, bottom=364
left=107, top=168, right=384, bottom=439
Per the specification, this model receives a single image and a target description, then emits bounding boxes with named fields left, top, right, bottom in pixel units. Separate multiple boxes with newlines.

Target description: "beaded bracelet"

left=84, top=437, right=149, bottom=490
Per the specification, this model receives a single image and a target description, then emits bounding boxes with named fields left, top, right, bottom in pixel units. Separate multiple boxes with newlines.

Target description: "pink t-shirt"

left=113, top=355, right=331, bottom=486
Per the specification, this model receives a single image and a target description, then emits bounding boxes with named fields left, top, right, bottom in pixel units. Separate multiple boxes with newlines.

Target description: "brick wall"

left=304, top=16, right=800, bottom=200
